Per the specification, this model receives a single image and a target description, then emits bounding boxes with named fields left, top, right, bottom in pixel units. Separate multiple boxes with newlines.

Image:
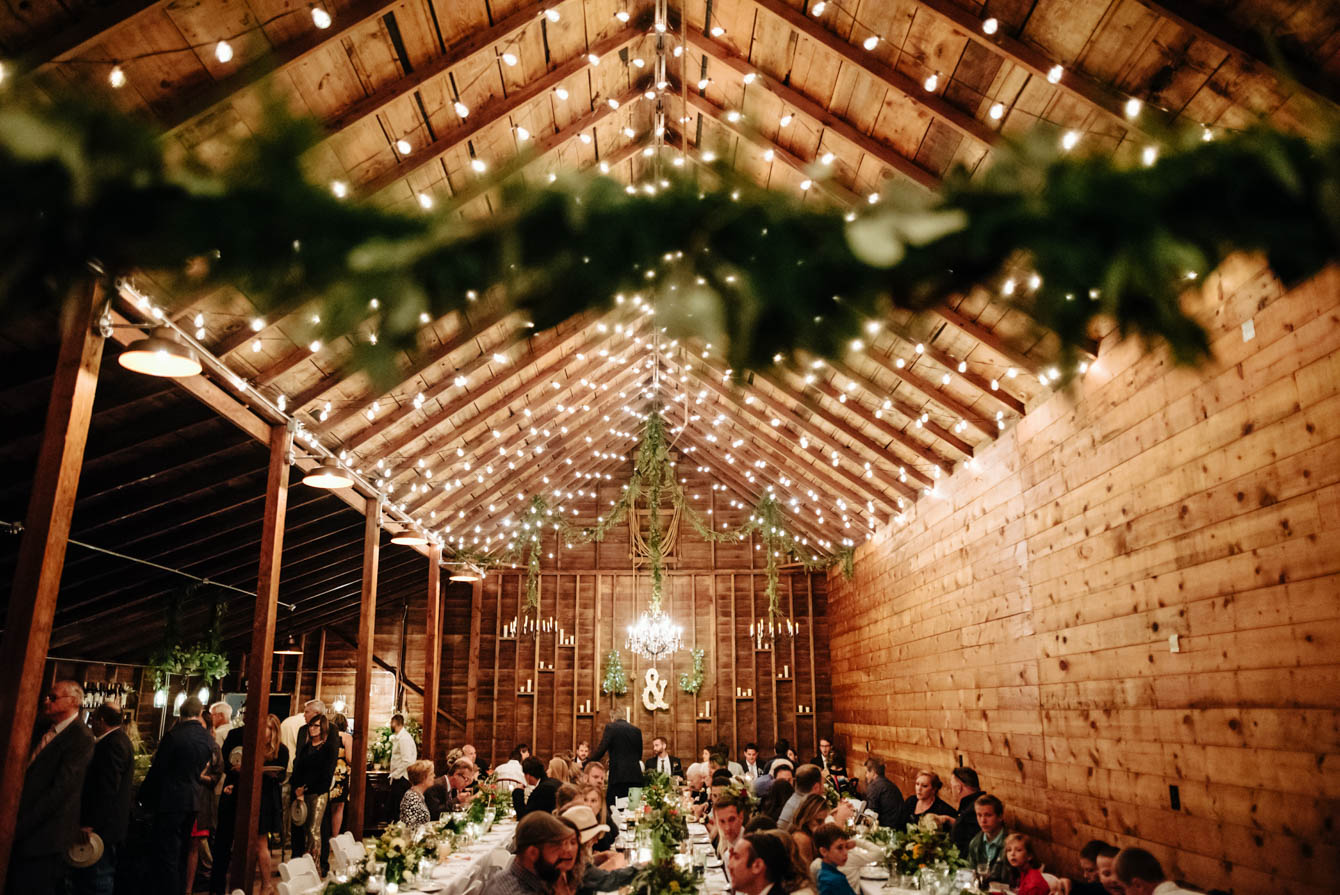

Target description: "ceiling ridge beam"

left=686, top=32, right=942, bottom=191
left=360, top=33, right=644, bottom=197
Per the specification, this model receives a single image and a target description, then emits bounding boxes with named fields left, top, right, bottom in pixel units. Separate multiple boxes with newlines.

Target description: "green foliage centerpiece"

left=867, top=816, right=967, bottom=878
left=627, top=770, right=697, bottom=895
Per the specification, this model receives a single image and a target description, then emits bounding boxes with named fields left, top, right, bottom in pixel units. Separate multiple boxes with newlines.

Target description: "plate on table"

left=858, top=867, right=889, bottom=881
left=414, top=882, right=447, bottom=893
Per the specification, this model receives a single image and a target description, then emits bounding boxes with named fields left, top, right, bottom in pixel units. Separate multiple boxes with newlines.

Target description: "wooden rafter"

left=360, top=37, right=645, bottom=197
left=825, top=358, right=975, bottom=458
left=744, top=0, right=999, bottom=148
left=850, top=345, right=998, bottom=439
left=930, top=305, right=1042, bottom=373
left=685, top=31, right=942, bottom=191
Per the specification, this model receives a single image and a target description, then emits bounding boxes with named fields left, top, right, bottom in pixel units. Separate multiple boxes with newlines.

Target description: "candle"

left=705, top=700, right=710, bottom=716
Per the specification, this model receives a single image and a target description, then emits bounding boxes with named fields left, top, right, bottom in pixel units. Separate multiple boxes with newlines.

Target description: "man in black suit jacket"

left=588, top=706, right=643, bottom=800
left=511, top=757, right=562, bottom=818
left=7, top=679, right=95, bottom=895
left=140, top=697, right=217, bottom=895
left=644, top=735, right=682, bottom=779
left=72, top=703, right=135, bottom=895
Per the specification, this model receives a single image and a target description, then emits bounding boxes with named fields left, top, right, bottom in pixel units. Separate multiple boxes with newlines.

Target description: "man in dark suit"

left=588, top=705, right=643, bottom=801
left=644, top=736, right=682, bottom=779
left=139, top=697, right=217, bottom=895
left=7, top=679, right=95, bottom=895
left=72, top=703, right=135, bottom=895
left=511, top=756, right=562, bottom=818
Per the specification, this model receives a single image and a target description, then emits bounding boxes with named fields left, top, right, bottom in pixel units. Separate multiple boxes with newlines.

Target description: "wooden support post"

left=293, top=632, right=307, bottom=708
left=422, top=544, right=442, bottom=765
left=0, top=283, right=104, bottom=891
left=230, top=422, right=293, bottom=892
left=314, top=629, right=327, bottom=701
left=464, top=578, right=482, bottom=746
left=346, top=498, right=381, bottom=837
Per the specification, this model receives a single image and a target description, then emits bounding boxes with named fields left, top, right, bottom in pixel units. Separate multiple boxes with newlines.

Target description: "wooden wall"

left=825, top=257, right=1340, bottom=895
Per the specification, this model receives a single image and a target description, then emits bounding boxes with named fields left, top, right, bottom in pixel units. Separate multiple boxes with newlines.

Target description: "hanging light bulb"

left=108, top=65, right=126, bottom=88
left=1124, top=97, right=1142, bottom=118
left=471, top=157, right=487, bottom=172
left=331, top=180, right=349, bottom=198
left=454, top=100, right=470, bottom=118
left=811, top=0, right=826, bottom=13
left=982, top=17, right=998, bottom=34
left=923, top=72, right=939, bottom=92
left=214, top=41, right=233, bottom=63
left=311, top=6, right=332, bottom=28
left=989, top=102, right=1005, bottom=120
left=417, top=192, right=434, bottom=209
left=1061, top=129, right=1080, bottom=151
left=1047, top=64, right=1063, bottom=84
left=862, top=35, right=878, bottom=50
left=395, top=138, right=411, bottom=154
left=502, top=51, right=518, bottom=66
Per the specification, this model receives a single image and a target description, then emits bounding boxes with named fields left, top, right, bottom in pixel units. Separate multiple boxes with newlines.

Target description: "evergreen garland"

left=602, top=649, right=628, bottom=696
left=678, top=647, right=706, bottom=695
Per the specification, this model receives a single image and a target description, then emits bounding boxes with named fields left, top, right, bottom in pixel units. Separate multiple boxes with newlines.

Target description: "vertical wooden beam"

left=230, top=422, right=293, bottom=892
left=0, top=282, right=104, bottom=890
left=314, top=629, right=327, bottom=701
left=464, top=578, right=482, bottom=747
left=422, top=544, right=442, bottom=765
left=346, top=498, right=381, bottom=838
left=292, top=632, right=308, bottom=708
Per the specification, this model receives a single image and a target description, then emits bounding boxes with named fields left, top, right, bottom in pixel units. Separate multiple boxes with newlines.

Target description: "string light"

left=311, top=6, right=332, bottom=29
left=862, top=35, right=878, bottom=50
left=1061, top=130, right=1080, bottom=151
left=923, top=73, right=939, bottom=92
left=454, top=101, right=470, bottom=118
left=555, top=86, right=569, bottom=100
left=1125, top=97, right=1143, bottom=118
left=330, top=180, right=348, bottom=198
left=989, top=102, right=1004, bottom=120
left=811, top=1, right=826, bottom=14
left=109, top=66, right=127, bottom=88
left=982, top=17, right=998, bottom=34
left=395, top=138, right=412, bottom=154
left=214, top=41, right=233, bottom=63
left=1047, top=64, right=1063, bottom=84
left=544, top=8, right=560, bottom=21
left=502, top=52, right=518, bottom=66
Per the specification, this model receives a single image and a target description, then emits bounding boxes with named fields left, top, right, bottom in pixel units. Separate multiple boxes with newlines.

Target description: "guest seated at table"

left=715, top=742, right=746, bottom=778
left=1114, top=847, right=1199, bottom=895
left=559, top=807, right=638, bottom=894
left=514, top=757, right=563, bottom=818
left=998, top=833, right=1049, bottom=895
left=427, top=756, right=479, bottom=818
left=727, top=831, right=794, bottom=895
left=481, top=812, right=579, bottom=895
left=686, top=766, right=711, bottom=814
left=761, top=828, right=816, bottom=895
left=687, top=747, right=712, bottom=781
left=758, top=780, right=794, bottom=823
left=1094, top=844, right=1121, bottom=894
left=645, top=736, right=682, bottom=779
left=574, top=741, right=591, bottom=770
left=780, top=765, right=824, bottom=831
left=754, top=760, right=795, bottom=799
left=576, top=783, right=619, bottom=853
left=550, top=756, right=575, bottom=785
left=711, top=792, right=750, bottom=859
left=399, top=759, right=436, bottom=832
left=582, top=761, right=607, bottom=788
left=809, top=738, right=840, bottom=776
left=742, top=743, right=764, bottom=779
left=966, top=794, right=1010, bottom=885
left=555, top=782, right=580, bottom=813
left=814, top=824, right=858, bottom=895
left=860, top=759, right=902, bottom=830
left=898, top=770, right=955, bottom=829
left=1059, top=839, right=1114, bottom=895
left=745, top=816, right=777, bottom=832
left=938, top=767, right=982, bottom=852
left=790, top=794, right=854, bottom=867
left=765, top=740, right=794, bottom=774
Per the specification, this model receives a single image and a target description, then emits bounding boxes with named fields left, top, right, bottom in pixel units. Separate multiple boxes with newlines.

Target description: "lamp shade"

left=117, top=327, right=202, bottom=378
left=303, top=464, right=354, bottom=489
left=390, top=531, right=429, bottom=546
left=273, top=634, right=303, bottom=655
left=448, top=569, right=480, bottom=582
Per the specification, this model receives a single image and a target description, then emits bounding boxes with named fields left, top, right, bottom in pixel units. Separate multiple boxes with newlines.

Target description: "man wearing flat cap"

left=481, top=812, right=579, bottom=895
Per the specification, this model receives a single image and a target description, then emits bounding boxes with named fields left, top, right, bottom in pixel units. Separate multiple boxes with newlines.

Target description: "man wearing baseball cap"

left=482, top=812, right=579, bottom=895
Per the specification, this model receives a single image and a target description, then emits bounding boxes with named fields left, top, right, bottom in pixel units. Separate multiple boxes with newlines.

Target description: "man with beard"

left=481, top=812, right=579, bottom=895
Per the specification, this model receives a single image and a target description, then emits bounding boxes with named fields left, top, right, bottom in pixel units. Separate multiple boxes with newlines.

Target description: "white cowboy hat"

left=560, top=805, right=610, bottom=844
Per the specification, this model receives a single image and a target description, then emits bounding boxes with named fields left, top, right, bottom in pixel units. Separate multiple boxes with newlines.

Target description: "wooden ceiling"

left=2, top=0, right=1336, bottom=658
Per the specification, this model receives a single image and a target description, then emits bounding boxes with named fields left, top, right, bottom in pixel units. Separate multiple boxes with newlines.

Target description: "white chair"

left=276, top=869, right=322, bottom=895
left=329, top=831, right=364, bottom=873
left=278, top=853, right=319, bottom=882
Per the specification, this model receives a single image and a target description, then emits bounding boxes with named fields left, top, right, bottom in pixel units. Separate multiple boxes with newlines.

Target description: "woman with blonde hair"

left=549, top=755, right=573, bottom=783
left=400, top=759, right=436, bottom=831
left=897, top=770, right=955, bottom=828
left=576, top=782, right=619, bottom=852
left=790, top=794, right=832, bottom=866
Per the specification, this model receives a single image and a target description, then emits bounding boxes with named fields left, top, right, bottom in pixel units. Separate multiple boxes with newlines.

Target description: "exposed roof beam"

left=686, top=32, right=941, bottom=191
left=23, top=0, right=163, bottom=69
left=361, top=34, right=643, bottom=197
left=904, top=0, right=1167, bottom=137
left=745, top=0, right=999, bottom=148
left=911, top=336, right=1027, bottom=414
left=666, top=354, right=906, bottom=513
left=854, top=346, right=997, bottom=439
left=1129, top=0, right=1340, bottom=109
left=930, top=304, right=1042, bottom=373
left=825, top=358, right=975, bottom=457
left=681, top=92, right=862, bottom=205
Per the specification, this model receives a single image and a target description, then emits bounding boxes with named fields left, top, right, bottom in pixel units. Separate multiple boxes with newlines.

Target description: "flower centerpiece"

left=628, top=857, right=699, bottom=895
left=367, top=822, right=418, bottom=885
left=868, top=816, right=967, bottom=877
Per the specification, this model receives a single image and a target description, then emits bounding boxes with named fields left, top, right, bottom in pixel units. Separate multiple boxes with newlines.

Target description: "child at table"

left=1003, top=833, right=1049, bottom=895
left=815, top=823, right=859, bottom=895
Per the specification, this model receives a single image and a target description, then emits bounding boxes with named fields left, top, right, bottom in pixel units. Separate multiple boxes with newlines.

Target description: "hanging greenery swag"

left=3, top=87, right=1337, bottom=392
left=679, top=647, right=706, bottom=695
left=147, top=584, right=230, bottom=689
left=458, top=410, right=848, bottom=621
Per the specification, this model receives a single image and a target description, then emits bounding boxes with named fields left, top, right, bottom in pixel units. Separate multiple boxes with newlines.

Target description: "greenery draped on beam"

left=3, top=87, right=1338, bottom=388
left=459, top=411, right=850, bottom=621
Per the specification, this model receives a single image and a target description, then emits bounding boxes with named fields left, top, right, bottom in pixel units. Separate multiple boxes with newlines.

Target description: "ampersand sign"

left=642, top=667, right=670, bottom=712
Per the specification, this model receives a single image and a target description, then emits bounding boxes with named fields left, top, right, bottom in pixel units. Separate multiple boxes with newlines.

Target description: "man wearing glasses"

left=7, top=680, right=95, bottom=895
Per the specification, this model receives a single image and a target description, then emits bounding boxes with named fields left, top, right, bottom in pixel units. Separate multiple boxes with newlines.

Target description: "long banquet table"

left=400, top=820, right=518, bottom=895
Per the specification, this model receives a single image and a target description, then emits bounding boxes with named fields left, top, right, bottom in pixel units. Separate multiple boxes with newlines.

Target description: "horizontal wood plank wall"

left=825, top=258, right=1340, bottom=895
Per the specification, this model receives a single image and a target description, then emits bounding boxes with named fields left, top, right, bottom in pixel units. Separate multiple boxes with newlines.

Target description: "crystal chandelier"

left=626, top=600, right=683, bottom=661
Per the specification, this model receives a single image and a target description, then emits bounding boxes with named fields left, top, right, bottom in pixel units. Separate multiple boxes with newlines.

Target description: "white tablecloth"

left=858, top=883, right=921, bottom=895
left=402, top=820, right=518, bottom=895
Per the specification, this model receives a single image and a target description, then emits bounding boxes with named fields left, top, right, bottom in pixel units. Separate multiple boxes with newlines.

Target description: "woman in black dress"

left=215, top=713, right=287, bottom=892
left=897, top=770, right=956, bottom=830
